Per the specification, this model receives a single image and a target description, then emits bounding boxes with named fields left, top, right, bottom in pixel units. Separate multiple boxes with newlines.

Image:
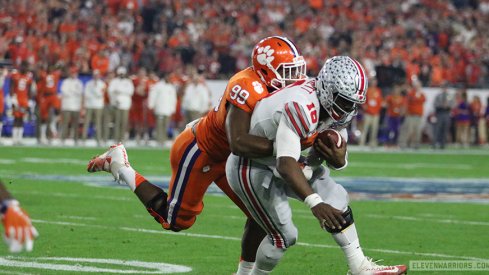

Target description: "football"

left=317, top=129, right=343, bottom=148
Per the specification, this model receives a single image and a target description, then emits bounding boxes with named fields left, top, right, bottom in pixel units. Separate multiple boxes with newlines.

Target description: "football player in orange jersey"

left=37, top=65, right=61, bottom=144
left=88, top=36, right=307, bottom=272
left=129, top=68, right=150, bottom=145
left=9, top=61, right=34, bottom=145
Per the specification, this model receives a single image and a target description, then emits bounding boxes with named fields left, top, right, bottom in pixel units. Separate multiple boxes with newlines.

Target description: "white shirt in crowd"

left=148, top=79, right=177, bottom=116
left=60, top=77, right=83, bottom=111
left=84, top=79, right=106, bottom=110
left=108, top=77, right=134, bottom=110
left=182, top=81, right=210, bottom=113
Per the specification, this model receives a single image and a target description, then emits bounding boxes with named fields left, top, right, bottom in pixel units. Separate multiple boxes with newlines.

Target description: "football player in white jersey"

left=226, top=56, right=407, bottom=275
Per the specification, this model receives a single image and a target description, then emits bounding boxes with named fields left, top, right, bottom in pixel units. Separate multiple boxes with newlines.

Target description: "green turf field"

left=0, top=146, right=488, bottom=274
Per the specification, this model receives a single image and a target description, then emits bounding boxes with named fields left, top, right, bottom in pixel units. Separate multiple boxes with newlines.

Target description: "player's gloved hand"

left=1, top=200, right=38, bottom=253
left=313, top=137, right=347, bottom=169
left=304, top=193, right=345, bottom=231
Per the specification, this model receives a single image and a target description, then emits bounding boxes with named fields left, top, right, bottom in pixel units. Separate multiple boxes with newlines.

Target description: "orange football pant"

left=167, top=127, right=249, bottom=230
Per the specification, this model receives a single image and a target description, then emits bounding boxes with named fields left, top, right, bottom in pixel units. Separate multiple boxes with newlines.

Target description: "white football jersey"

left=249, top=79, right=320, bottom=165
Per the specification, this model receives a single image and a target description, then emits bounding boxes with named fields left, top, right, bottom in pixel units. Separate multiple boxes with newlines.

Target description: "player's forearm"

left=230, top=134, right=274, bottom=158
left=276, top=157, right=314, bottom=200
left=0, top=182, right=13, bottom=202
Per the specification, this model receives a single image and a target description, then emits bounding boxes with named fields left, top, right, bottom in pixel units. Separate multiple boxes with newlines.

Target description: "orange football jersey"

left=38, top=71, right=61, bottom=96
left=10, top=72, right=33, bottom=106
left=194, top=67, right=269, bottom=162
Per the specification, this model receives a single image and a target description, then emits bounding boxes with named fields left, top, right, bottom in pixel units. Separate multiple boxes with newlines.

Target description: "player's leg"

left=12, top=114, right=24, bottom=145
left=214, top=174, right=267, bottom=272
left=39, top=98, right=50, bottom=144
left=86, top=142, right=168, bottom=223
left=226, top=155, right=297, bottom=274
left=310, top=167, right=407, bottom=275
left=82, top=108, right=93, bottom=142
left=164, top=128, right=225, bottom=230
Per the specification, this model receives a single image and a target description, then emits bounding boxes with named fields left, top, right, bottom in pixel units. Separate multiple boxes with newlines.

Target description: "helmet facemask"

left=328, top=93, right=358, bottom=125
left=269, top=57, right=307, bottom=90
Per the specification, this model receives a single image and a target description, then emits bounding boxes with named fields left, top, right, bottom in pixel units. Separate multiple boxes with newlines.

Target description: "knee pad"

left=280, top=224, right=298, bottom=248
left=324, top=206, right=354, bottom=234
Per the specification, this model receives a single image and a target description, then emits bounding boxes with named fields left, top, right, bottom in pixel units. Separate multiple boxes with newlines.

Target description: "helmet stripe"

left=349, top=57, right=367, bottom=96
left=273, top=36, right=299, bottom=57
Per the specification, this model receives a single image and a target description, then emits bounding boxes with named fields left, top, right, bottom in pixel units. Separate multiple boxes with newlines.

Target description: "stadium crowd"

left=0, top=0, right=488, bottom=147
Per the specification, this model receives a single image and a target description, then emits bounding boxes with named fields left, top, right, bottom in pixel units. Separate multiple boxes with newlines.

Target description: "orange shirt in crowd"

left=406, top=89, right=426, bottom=116
left=363, top=86, right=383, bottom=115
left=91, top=54, right=110, bottom=76
left=385, top=94, right=406, bottom=117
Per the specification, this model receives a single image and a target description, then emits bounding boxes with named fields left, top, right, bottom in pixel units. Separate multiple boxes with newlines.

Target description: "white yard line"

left=0, top=257, right=191, bottom=274
left=349, top=162, right=473, bottom=170
left=32, top=218, right=489, bottom=262
left=366, top=214, right=489, bottom=226
left=17, top=190, right=131, bottom=202
left=0, top=270, right=37, bottom=275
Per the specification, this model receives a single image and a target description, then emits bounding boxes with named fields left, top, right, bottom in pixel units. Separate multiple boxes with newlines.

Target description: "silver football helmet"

left=316, top=56, right=368, bottom=125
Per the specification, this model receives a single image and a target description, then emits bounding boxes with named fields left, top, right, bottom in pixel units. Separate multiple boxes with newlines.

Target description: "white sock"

left=12, top=127, right=19, bottom=143
left=18, top=127, right=24, bottom=140
left=236, top=260, right=254, bottom=275
left=50, top=119, right=58, bottom=136
left=118, top=166, right=137, bottom=191
left=40, top=124, right=47, bottom=141
left=332, top=223, right=366, bottom=272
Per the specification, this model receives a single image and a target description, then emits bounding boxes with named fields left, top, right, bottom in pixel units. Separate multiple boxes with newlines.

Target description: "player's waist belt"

left=43, top=93, right=56, bottom=97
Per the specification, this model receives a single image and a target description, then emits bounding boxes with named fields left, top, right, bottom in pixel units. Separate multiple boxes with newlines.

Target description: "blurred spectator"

left=0, top=68, right=6, bottom=140
left=181, top=72, right=210, bottom=123
left=399, top=77, right=426, bottom=149
left=129, top=68, right=149, bottom=145
left=359, top=78, right=383, bottom=147
left=454, top=89, right=471, bottom=147
left=82, top=69, right=106, bottom=146
left=148, top=73, right=177, bottom=146
left=484, top=97, right=489, bottom=145
left=60, top=67, right=83, bottom=144
left=1, top=0, right=489, bottom=87
left=433, top=85, right=455, bottom=149
left=9, top=61, right=34, bottom=145
left=37, top=65, right=61, bottom=144
left=469, top=95, right=483, bottom=145
left=384, top=84, right=406, bottom=146
left=108, top=66, right=134, bottom=142
left=103, top=72, right=116, bottom=144
left=91, top=49, right=110, bottom=77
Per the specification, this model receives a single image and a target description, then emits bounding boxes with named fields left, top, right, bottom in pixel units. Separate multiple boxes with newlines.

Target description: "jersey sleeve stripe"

left=284, top=103, right=306, bottom=138
left=292, top=102, right=310, bottom=133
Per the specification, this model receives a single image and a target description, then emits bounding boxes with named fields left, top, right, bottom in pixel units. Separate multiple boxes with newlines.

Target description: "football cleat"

left=347, top=257, right=407, bottom=275
left=87, top=143, right=130, bottom=181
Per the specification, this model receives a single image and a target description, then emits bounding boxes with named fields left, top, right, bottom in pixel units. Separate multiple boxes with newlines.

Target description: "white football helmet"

left=316, top=56, right=368, bottom=125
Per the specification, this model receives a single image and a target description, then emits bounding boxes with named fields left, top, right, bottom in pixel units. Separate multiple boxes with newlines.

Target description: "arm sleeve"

left=276, top=115, right=302, bottom=161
